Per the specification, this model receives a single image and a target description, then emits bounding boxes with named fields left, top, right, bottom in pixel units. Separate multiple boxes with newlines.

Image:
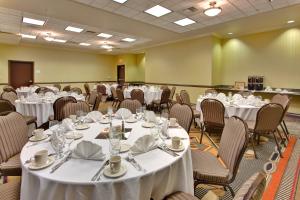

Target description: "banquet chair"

left=111, top=87, right=119, bottom=107
left=70, top=87, right=82, bottom=95
left=2, top=85, right=15, bottom=93
left=130, top=89, right=145, bottom=105
left=62, top=101, right=90, bottom=118
left=160, top=85, right=169, bottom=90
left=119, top=99, right=142, bottom=114
left=116, top=88, right=125, bottom=107
left=1, top=91, right=17, bottom=105
left=153, top=88, right=171, bottom=112
left=0, top=112, right=28, bottom=176
left=83, top=83, right=91, bottom=96
left=271, top=94, right=291, bottom=139
left=97, top=84, right=108, bottom=102
left=200, top=99, right=225, bottom=149
left=53, top=83, right=61, bottom=91
left=0, top=178, right=21, bottom=200
left=62, top=85, right=71, bottom=92
left=164, top=172, right=266, bottom=200
left=175, top=93, right=182, bottom=104
left=35, top=87, right=54, bottom=94
left=205, top=89, right=217, bottom=95
left=247, top=103, right=284, bottom=158
left=52, top=96, right=77, bottom=121
left=180, top=90, right=200, bottom=126
left=169, top=86, right=176, bottom=106
left=169, top=103, right=193, bottom=132
left=93, top=93, right=102, bottom=111
left=193, top=116, right=249, bottom=197
left=86, top=91, right=98, bottom=109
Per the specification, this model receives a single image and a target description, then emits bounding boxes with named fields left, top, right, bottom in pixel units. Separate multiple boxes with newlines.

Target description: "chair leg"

left=277, top=128, right=286, bottom=147
left=272, top=131, right=283, bottom=158
left=280, top=123, right=289, bottom=142
left=226, top=185, right=235, bottom=197
left=200, top=125, right=204, bottom=144
left=251, top=134, right=258, bottom=159
left=282, top=120, right=290, bottom=135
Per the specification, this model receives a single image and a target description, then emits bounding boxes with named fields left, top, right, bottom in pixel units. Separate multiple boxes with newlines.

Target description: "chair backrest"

left=70, top=87, right=82, bottom=94
left=84, top=83, right=90, bottom=95
left=87, top=91, right=98, bottom=105
left=218, top=116, right=249, bottom=181
left=97, top=85, right=107, bottom=95
left=62, top=85, right=71, bottom=92
left=1, top=91, right=18, bottom=105
left=93, top=93, right=102, bottom=111
left=205, top=89, right=217, bottom=95
left=169, top=103, right=193, bottom=132
left=111, top=87, right=118, bottom=99
left=169, top=87, right=176, bottom=100
left=35, top=87, right=54, bottom=94
left=116, top=88, right=124, bottom=102
left=254, top=103, right=284, bottom=134
left=3, top=86, right=16, bottom=93
left=180, top=90, right=191, bottom=105
left=0, top=99, right=16, bottom=113
left=160, top=85, right=169, bottom=90
left=160, top=88, right=171, bottom=104
left=62, top=101, right=90, bottom=119
left=53, top=84, right=61, bottom=91
left=119, top=99, right=142, bottom=114
left=233, top=172, right=266, bottom=200
left=0, top=112, right=28, bottom=163
left=53, top=96, right=77, bottom=121
left=201, top=98, right=225, bottom=128
left=271, top=94, right=290, bottom=111
left=130, top=89, right=144, bottom=105
left=175, top=93, right=182, bottom=104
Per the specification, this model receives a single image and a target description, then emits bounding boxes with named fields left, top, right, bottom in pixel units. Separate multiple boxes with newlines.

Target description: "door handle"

left=28, top=80, right=33, bottom=83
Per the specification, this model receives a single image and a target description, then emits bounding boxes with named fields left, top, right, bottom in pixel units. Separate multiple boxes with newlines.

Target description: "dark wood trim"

left=8, top=60, right=35, bottom=85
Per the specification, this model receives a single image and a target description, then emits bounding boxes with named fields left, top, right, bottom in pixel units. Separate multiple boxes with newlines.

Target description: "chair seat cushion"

left=23, top=115, right=37, bottom=125
left=192, top=150, right=230, bottom=184
left=0, top=153, right=21, bottom=176
left=0, top=179, right=21, bottom=200
left=164, top=191, right=199, bottom=200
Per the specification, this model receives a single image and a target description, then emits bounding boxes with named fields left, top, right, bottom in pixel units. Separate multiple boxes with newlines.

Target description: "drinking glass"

left=49, top=120, right=59, bottom=130
left=136, top=107, right=142, bottom=120
left=107, top=106, right=113, bottom=120
left=109, top=126, right=122, bottom=156
left=51, top=126, right=66, bottom=159
left=161, top=109, right=169, bottom=120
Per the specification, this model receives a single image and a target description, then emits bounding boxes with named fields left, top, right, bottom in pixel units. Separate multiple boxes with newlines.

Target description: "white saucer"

left=167, top=143, right=185, bottom=152
left=29, top=134, right=48, bottom=142
left=125, top=118, right=137, bottom=123
left=120, top=143, right=131, bottom=153
left=169, top=123, right=180, bottom=128
left=142, top=122, right=155, bottom=128
left=28, top=156, right=55, bottom=170
left=99, top=119, right=111, bottom=124
left=75, top=124, right=90, bottom=130
left=66, top=131, right=83, bottom=140
left=103, top=164, right=127, bottom=178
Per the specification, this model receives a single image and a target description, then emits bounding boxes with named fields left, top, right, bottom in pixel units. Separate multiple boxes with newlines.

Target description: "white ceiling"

left=73, top=0, right=300, bottom=33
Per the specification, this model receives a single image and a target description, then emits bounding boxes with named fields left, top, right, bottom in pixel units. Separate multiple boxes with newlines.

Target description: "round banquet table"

left=15, top=94, right=85, bottom=126
left=123, top=88, right=162, bottom=105
left=20, top=119, right=194, bottom=200
left=16, top=86, right=59, bottom=98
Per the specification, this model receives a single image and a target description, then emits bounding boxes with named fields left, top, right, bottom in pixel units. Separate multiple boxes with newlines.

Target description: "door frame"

left=117, top=64, right=125, bottom=85
left=8, top=60, right=35, bottom=86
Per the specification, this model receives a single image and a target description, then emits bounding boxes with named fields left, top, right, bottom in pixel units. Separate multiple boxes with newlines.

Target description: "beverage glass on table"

left=109, top=126, right=122, bottom=156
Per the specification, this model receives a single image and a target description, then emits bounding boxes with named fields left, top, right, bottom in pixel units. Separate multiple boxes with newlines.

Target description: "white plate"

left=99, top=119, right=111, bottom=124
left=120, top=143, right=131, bottom=153
left=142, top=122, right=155, bottom=128
left=167, top=143, right=185, bottom=152
left=168, top=123, right=180, bottom=128
left=28, top=156, right=55, bottom=170
left=66, top=131, right=83, bottom=140
left=75, top=124, right=90, bottom=130
left=29, top=134, right=48, bottom=142
left=103, top=164, right=127, bottom=178
left=125, top=118, right=137, bottom=123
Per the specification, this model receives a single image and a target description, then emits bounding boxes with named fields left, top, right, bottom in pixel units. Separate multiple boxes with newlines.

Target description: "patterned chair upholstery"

left=111, top=87, right=119, bottom=107
left=153, top=88, right=171, bottom=112
left=116, top=88, right=124, bottom=102
left=193, top=116, right=249, bottom=197
left=175, top=93, right=182, bottom=104
left=70, top=87, right=82, bottom=94
left=130, top=89, right=144, bottom=105
left=119, top=99, right=142, bottom=114
left=180, top=90, right=200, bottom=126
left=35, top=87, right=54, bottom=94
left=87, top=91, right=98, bottom=108
left=62, top=85, right=71, bottom=92
left=96, top=84, right=107, bottom=95
left=0, top=179, right=21, bottom=200
left=93, top=94, right=102, bottom=111
left=53, top=83, right=61, bottom=91
left=52, top=96, right=77, bottom=121
left=1, top=91, right=17, bottom=106
left=84, top=83, right=91, bottom=96
left=62, top=101, right=90, bottom=118
left=169, top=103, right=193, bottom=132
left=2, top=86, right=15, bottom=93
left=169, top=86, right=176, bottom=105
left=0, top=112, right=28, bottom=176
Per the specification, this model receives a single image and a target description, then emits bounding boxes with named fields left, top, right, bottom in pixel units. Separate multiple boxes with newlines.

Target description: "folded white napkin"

left=216, top=93, right=226, bottom=101
left=145, top=111, right=157, bottom=123
left=61, top=118, right=74, bottom=131
left=232, top=94, right=243, bottom=101
left=86, top=111, right=103, bottom=122
left=130, top=135, right=157, bottom=155
left=72, top=140, right=105, bottom=161
left=115, top=108, right=132, bottom=119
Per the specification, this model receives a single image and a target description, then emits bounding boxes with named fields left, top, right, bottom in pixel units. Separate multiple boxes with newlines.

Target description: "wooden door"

left=117, top=65, right=125, bottom=85
left=9, top=60, right=34, bottom=88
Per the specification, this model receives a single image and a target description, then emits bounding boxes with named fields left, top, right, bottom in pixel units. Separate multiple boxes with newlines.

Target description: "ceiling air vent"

left=186, top=6, right=198, bottom=12
left=85, top=30, right=97, bottom=34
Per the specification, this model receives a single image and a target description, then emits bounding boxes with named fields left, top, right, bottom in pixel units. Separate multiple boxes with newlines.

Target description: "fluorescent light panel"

left=287, top=20, right=295, bottom=24
left=101, top=44, right=113, bottom=49
left=122, top=38, right=135, bottom=42
left=79, top=43, right=91, bottom=46
left=145, top=5, right=171, bottom=17
left=174, top=18, right=195, bottom=26
left=20, top=33, right=36, bottom=39
left=65, top=26, right=84, bottom=33
left=112, top=0, right=127, bottom=3
left=22, top=17, right=45, bottom=26
left=44, top=37, right=66, bottom=43
left=97, top=33, right=113, bottom=38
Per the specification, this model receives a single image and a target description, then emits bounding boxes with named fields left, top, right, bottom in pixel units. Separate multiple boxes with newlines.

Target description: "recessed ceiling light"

left=97, top=33, right=113, bottom=38
left=228, top=32, right=233, bottom=35
left=112, top=0, right=127, bottom=3
left=174, top=18, right=196, bottom=26
left=19, top=33, right=37, bottom=39
left=79, top=43, right=91, bottom=46
left=204, top=1, right=222, bottom=17
left=53, top=39, right=67, bottom=43
left=122, top=38, right=136, bottom=42
left=65, top=26, right=84, bottom=33
left=145, top=5, right=172, bottom=17
left=101, top=44, right=113, bottom=49
left=22, top=17, right=45, bottom=26
left=287, top=20, right=295, bottom=24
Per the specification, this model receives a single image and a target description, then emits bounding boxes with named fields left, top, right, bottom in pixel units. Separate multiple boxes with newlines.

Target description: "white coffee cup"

left=110, top=155, right=121, bottom=174
left=34, top=149, right=48, bottom=166
left=33, top=129, right=45, bottom=140
left=172, top=136, right=181, bottom=149
left=69, top=115, right=77, bottom=122
left=169, top=118, right=177, bottom=126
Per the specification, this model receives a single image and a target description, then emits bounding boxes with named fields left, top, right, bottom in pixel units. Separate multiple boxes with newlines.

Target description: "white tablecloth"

left=15, top=93, right=85, bottom=126
left=16, top=86, right=59, bottom=98
left=123, top=87, right=162, bottom=105
left=20, top=119, right=193, bottom=200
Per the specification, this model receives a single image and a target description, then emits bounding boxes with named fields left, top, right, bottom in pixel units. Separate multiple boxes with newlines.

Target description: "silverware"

left=158, top=144, right=179, bottom=157
left=91, top=159, right=109, bottom=181
left=125, top=155, right=146, bottom=172
left=24, top=153, right=56, bottom=164
left=96, top=160, right=109, bottom=181
left=50, top=152, right=72, bottom=173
